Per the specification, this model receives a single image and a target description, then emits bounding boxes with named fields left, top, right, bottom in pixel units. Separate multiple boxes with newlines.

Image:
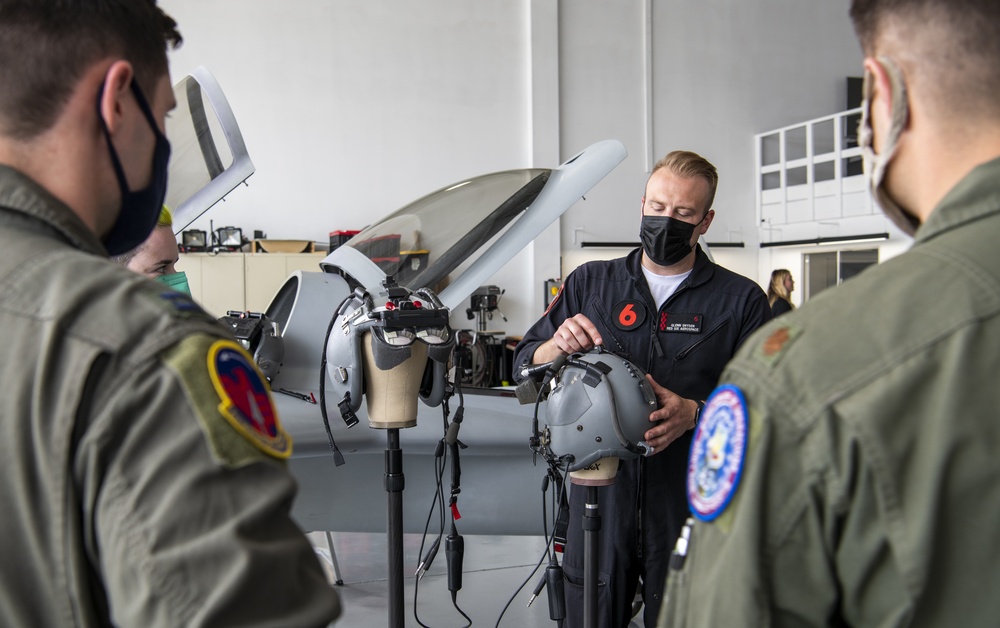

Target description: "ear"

left=863, top=57, right=894, bottom=144
left=97, top=61, right=134, bottom=134
left=699, top=209, right=715, bottom=234
left=639, top=196, right=646, bottom=216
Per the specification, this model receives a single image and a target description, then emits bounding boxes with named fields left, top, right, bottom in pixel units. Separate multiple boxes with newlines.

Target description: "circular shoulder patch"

left=687, top=384, right=748, bottom=521
left=612, top=300, right=646, bottom=331
left=207, top=340, right=292, bottom=459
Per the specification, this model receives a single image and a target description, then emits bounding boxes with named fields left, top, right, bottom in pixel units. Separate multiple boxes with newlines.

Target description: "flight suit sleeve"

left=512, top=270, right=582, bottom=380
left=658, top=394, right=841, bottom=627
left=736, top=286, right=773, bottom=349
left=75, top=334, right=340, bottom=628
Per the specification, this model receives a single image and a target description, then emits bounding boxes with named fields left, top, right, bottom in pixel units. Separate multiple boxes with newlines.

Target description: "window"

left=804, top=248, right=878, bottom=300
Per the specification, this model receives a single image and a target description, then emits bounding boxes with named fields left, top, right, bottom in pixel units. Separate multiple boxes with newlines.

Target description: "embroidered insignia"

left=763, top=327, right=790, bottom=356
left=612, top=300, right=646, bottom=331
left=543, top=283, right=565, bottom=315
left=687, top=384, right=748, bottom=521
left=160, top=290, right=201, bottom=312
left=755, top=324, right=802, bottom=365
left=207, top=340, right=292, bottom=459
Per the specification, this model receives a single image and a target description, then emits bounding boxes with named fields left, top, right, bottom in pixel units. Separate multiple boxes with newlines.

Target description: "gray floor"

left=308, top=531, right=642, bottom=627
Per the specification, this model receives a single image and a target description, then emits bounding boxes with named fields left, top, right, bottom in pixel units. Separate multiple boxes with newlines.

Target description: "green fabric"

left=662, top=156, right=1000, bottom=627
left=0, top=164, right=340, bottom=627
left=154, top=270, right=191, bottom=295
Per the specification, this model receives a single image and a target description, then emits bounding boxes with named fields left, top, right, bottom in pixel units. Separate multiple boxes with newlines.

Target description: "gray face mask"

left=859, top=56, right=920, bottom=236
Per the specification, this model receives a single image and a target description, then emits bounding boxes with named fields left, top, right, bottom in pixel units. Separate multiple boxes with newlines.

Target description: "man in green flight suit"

left=0, top=2, right=340, bottom=626
left=660, top=0, right=1000, bottom=626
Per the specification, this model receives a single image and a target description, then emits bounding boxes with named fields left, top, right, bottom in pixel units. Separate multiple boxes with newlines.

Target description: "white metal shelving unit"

left=755, top=107, right=877, bottom=242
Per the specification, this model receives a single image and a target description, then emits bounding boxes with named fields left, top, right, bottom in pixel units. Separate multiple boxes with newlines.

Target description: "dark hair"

left=0, top=0, right=182, bottom=140
left=849, top=0, right=1000, bottom=120
left=851, top=0, right=999, bottom=49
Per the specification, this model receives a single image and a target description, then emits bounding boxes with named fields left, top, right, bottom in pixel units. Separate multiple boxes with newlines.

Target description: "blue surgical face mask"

left=154, top=271, right=191, bottom=295
left=98, top=79, right=172, bottom=256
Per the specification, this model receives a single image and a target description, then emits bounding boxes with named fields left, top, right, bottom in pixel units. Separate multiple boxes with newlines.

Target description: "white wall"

left=162, top=0, right=531, bottom=244
left=159, top=0, right=871, bottom=331
left=160, top=0, right=552, bottom=336
left=556, top=0, right=865, bottom=288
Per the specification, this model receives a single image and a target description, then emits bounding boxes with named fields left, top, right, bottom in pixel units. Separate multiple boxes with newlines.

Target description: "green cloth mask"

left=155, top=271, right=191, bottom=295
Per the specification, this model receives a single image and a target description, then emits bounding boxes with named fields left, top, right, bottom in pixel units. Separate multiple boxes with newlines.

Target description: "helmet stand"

left=363, top=333, right=428, bottom=628
left=570, top=456, right=619, bottom=628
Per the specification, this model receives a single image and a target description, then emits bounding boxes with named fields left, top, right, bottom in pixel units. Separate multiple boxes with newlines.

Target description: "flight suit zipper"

left=636, top=278, right=695, bottom=562
left=673, top=316, right=733, bottom=362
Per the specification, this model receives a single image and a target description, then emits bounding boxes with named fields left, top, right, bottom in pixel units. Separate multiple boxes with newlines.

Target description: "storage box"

left=252, top=239, right=315, bottom=253
left=329, top=230, right=361, bottom=251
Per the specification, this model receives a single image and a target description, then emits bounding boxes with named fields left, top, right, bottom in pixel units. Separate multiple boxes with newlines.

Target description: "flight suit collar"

left=0, top=164, right=106, bottom=255
left=626, top=244, right=716, bottom=290
left=915, top=154, right=1000, bottom=245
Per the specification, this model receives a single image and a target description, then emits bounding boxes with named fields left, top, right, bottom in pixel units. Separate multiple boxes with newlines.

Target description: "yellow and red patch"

left=207, top=340, right=292, bottom=459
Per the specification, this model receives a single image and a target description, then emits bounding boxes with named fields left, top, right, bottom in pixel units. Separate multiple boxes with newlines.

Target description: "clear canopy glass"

left=342, top=168, right=550, bottom=290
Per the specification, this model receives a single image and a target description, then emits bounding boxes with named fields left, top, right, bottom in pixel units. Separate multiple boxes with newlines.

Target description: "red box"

left=329, top=229, right=361, bottom=251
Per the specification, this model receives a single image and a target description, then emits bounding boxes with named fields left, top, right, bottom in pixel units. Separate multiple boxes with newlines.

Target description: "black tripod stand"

left=569, top=468, right=615, bottom=628
left=582, top=484, right=601, bottom=628
left=385, top=428, right=405, bottom=628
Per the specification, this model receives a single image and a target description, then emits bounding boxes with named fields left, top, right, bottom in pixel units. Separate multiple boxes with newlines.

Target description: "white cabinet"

left=244, top=253, right=326, bottom=312
left=177, top=252, right=326, bottom=318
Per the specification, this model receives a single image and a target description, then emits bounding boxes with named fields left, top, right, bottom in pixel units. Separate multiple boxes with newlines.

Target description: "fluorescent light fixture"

left=580, top=241, right=639, bottom=248
left=760, top=232, right=889, bottom=248
left=580, top=241, right=745, bottom=248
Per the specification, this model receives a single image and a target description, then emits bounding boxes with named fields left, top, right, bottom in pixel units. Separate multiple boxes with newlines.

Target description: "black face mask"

left=97, top=80, right=171, bottom=256
left=640, top=214, right=702, bottom=267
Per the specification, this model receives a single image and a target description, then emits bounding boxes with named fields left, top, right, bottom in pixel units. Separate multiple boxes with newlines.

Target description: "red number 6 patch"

left=612, top=300, right=646, bottom=331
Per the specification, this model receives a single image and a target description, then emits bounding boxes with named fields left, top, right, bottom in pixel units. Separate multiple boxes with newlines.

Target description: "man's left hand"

left=643, top=374, right=698, bottom=455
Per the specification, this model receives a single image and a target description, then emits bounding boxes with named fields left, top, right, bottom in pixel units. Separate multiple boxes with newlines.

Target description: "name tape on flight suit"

left=658, top=312, right=703, bottom=334
left=687, top=384, right=748, bottom=521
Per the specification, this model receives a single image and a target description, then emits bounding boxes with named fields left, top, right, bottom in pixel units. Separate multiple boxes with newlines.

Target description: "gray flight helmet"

left=324, top=279, right=455, bottom=425
left=543, top=348, right=658, bottom=472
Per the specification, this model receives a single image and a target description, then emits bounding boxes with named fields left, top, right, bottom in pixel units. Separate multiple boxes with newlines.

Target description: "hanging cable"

left=413, top=368, right=471, bottom=628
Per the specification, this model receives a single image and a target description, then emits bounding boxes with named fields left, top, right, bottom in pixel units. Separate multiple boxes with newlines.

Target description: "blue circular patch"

left=687, top=384, right=748, bottom=521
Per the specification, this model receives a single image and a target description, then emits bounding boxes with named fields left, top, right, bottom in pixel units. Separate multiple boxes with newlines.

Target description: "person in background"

left=514, top=150, right=771, bottom=627
left=660, top=0, right=1000, bottom=625
left=0, top=2, right=340, bottom=625
left=114, top=205, right=189, bottom=294
left=766, top=268, right=795, bottom=316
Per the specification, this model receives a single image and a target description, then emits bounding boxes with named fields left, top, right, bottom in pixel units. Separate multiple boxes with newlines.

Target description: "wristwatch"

left=693, top=399, right=706, bottom=426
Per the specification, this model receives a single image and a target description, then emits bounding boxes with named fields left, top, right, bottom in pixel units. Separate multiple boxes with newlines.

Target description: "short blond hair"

left=650, top=150, right=719, bottom=212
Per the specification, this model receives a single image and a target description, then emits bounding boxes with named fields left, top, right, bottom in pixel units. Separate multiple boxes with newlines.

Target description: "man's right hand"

left=532, top=314, right=603, bottom=364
